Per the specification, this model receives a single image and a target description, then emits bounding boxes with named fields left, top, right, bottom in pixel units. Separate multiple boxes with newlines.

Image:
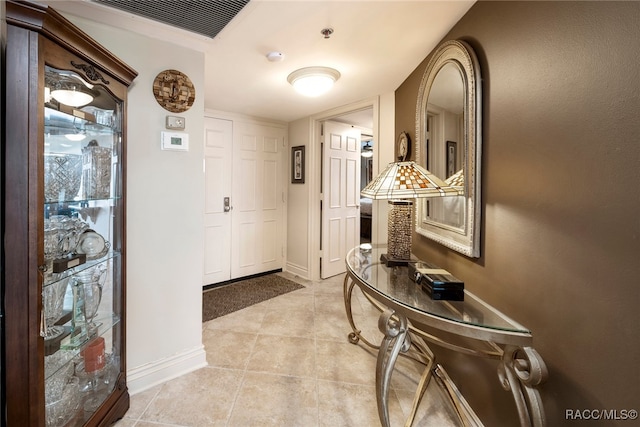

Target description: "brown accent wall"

left=396, top=1, right=640, bottom=425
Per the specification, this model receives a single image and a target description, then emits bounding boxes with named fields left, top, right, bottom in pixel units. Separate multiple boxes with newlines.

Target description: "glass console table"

left=344, top=245, right=547, bottom=427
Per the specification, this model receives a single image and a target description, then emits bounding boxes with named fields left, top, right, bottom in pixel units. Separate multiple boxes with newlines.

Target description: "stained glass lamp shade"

left=361, top=161, right=458, bottom=265
left=445, top=168, right=465, bottom=195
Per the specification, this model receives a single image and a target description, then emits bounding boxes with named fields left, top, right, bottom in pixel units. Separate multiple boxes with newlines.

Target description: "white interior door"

left=231, top=122, right=286, bottom=278
left=321, top=121, right=361, bottom=279
left=203, top=117, right=233, bottom=285
left=204, top=118, right=286, bottom=285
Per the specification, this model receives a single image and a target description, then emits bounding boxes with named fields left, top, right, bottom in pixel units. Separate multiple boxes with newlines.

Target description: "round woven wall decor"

left=152, top=69, right=195, bottom=113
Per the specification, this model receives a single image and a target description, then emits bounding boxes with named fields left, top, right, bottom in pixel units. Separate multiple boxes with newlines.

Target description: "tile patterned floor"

left=114, top=272, right=461, bottom=426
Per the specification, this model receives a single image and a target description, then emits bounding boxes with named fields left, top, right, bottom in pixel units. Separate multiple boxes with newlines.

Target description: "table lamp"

left=361, top=161, right=459, bottom=266
left=445, top=168, right=465, bottom=194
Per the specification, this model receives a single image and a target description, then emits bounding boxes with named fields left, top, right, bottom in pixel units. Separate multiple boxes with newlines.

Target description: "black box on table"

left=408, top=261, right=465, bottom=301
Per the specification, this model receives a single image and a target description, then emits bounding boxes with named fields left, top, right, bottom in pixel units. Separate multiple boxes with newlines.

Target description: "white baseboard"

left=127, top=345, right=207, bottom=395
left=285, top=261, right=309, bottom=280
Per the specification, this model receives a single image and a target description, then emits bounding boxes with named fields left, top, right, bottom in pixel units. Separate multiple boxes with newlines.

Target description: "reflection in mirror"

left=415, top=40, right=481, bottom=257
left=44, top=66, right=121, bottom=156
left=425, top=62, right=465, bottom=230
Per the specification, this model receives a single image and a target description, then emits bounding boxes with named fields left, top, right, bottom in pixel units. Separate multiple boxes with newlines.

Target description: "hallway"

left=115, top=272, right=460, bottom=426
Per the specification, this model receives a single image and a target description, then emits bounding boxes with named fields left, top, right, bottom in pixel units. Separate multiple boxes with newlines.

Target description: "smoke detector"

left=266, top=51, right=285, bottom=62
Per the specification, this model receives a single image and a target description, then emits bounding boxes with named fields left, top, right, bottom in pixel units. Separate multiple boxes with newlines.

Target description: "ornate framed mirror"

left=415, top=40, right=482, bottom=257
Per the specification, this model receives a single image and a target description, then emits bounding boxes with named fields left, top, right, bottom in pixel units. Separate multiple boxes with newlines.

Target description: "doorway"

left=319, top=106, right=375, bottom=279
left=203, top=116, right=287, bottom=286
left=360, top=133, right=374, bottom=244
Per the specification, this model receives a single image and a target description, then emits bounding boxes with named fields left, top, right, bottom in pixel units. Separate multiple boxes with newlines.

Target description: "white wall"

left=63, top=15, right=207, bottom=393
left=286, top=118, right=311, bottom=277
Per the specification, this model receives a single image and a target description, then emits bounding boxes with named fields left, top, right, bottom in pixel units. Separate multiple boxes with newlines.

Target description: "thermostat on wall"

left=161, top=131, right=189, bottom=151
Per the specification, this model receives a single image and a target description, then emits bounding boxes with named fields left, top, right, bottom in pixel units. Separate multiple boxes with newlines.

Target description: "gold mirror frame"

left=415, top=40, right=482, bottom=257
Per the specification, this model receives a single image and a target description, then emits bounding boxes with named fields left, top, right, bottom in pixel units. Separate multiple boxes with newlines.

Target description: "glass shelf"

left=44, top=196, right=121, bottom=207
left=45, top=106, right=115, bottom=133
left=45, top=314, right=121, bottom=381
left=43, top=251, right=120, bottom=289
left=38, top=62, right=127, bottom=426
left=45, top=107, right=118, bottom=153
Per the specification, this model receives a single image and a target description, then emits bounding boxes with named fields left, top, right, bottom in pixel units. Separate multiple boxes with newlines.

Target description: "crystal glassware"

left=77, top=352, right=120, bottom=413
left=42, top=276, right=71, bottom=340
left=72, top=263, right=107, bottom=338
left=44, top=215, right=89, bottom=261
left=45, top=376, right=81, bottom=427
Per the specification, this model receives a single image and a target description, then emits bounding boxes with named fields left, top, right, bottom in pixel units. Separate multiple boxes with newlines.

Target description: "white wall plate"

left=166, top=115, right=186, bottom=130
left=161, top=131, right=189, bottom=151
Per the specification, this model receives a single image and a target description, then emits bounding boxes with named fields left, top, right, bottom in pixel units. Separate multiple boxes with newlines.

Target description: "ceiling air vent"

left=92, top=0, right=250, bottom=39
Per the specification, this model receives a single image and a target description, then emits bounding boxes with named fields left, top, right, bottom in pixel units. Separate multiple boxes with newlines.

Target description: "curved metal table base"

left=343, top=271, right=547, bottom=427
left=376, top=309, right=411, bottom=427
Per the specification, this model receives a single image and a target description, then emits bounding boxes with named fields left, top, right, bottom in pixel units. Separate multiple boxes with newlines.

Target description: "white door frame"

left=307, top=97, right=380, bottom=281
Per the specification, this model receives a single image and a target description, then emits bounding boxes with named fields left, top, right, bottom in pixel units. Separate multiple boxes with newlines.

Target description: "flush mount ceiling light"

left=51, top=86, right=94, bottom=107
left=65, top=132, right=87, bottom=141
left=46, top=68, right=96, bottom=107
left=287, top=66, right=340, bottom=97
left=64, top=118, right=87, bottom=141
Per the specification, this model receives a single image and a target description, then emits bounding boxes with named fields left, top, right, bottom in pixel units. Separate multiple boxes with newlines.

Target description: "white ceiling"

left=43, top=0, right=474, bottom=124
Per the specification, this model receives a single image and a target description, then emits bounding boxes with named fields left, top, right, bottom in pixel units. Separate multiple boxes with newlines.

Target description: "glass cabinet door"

left=42, top=64, right=124, bottom=426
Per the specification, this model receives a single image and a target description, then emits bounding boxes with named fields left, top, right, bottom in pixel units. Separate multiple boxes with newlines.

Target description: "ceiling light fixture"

left=64, top=118, right=87, bottom=141
left=51, top=86, right=94, bottom=107
left=65, top=133, right=87, bottom=142
left=361, top=141, right=373, bottom=158
left=287, top=66, right=340, bottom=97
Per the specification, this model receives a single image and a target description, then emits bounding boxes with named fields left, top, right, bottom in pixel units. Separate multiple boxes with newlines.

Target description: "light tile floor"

left=114, top=272, right=461, bottom=426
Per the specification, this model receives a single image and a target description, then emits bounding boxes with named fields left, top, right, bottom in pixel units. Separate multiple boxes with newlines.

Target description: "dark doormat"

left=202, top=274, right=305, bottom=322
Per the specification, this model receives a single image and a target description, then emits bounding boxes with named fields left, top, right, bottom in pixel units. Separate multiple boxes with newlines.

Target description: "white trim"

left=285, top=261, right=309, bottom=280
left=204, top=109, right=288, bottom=128
left=127, top=345, right=207, bottom=395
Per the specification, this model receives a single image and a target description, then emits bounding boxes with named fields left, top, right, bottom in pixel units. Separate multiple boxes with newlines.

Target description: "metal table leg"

left=376, top=309, right=411, bottom=427
left=343, top=272, right=379, bottom=348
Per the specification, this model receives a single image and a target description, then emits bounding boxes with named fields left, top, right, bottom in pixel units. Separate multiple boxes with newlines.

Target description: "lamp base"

left=385, top=200, right=413, bottom=266
left=380, top=253, right=411, bottom=267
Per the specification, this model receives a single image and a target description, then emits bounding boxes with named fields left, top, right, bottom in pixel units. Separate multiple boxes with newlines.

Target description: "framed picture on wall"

left=446, top=140, right=457, bottom=178
left=291, top=145, right=305, bottom=184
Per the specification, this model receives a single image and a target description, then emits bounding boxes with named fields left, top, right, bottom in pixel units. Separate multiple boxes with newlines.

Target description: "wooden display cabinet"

left=4, top=1, right=137, bottom=425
